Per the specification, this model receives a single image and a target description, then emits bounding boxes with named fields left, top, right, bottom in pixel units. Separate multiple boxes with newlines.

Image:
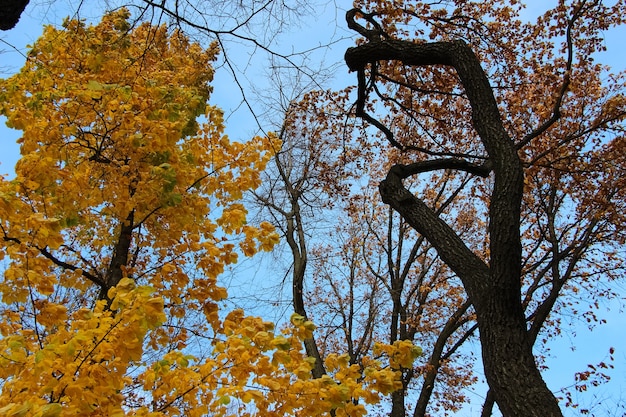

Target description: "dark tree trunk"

left=289, top=217, right=326, bottom=379
left=275, top=142, right=327, bottom=379
left=99, top=210, right=135, bottom=302
left=413, top=302, right=473, bottom=417
left=390, top=389, right=406, bottom=417
left=344, top=17, right=563, bottom=416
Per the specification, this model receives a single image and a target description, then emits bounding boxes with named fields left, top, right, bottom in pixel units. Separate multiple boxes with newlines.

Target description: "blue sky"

left=0, top=2, right=624, bottom=416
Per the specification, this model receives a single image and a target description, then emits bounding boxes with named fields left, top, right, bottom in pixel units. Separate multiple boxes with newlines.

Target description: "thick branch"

left=346, top=39, right=519, bottom=164
left=2, top=233, right=105, bottom=288
left=346, top=8, right=385, bottom=41
left=378, top=170, right=489, bottom=304
left=390, top=158, right=492, bottom=179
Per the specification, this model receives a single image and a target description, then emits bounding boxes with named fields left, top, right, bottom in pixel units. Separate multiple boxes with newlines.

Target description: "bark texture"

left=345, top=11, right=563, bottom=417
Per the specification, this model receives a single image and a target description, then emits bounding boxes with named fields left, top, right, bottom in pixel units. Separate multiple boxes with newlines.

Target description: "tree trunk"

left=378, top=165, right=561, bottom=417
left=100, top=210, right=135, bottom=302
left=280, top=154, right=327, bottom=379
left=413, top=302, right=472, bottom=417
left=345, top=26, right=563, bottom=416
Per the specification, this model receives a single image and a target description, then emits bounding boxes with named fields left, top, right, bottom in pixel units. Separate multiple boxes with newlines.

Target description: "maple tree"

left=0, top=10, right=419, bottom=417
left=337, top=0, right=626, bottom=416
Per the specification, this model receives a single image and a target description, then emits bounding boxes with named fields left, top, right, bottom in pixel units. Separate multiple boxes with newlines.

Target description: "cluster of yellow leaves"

left=0, top=285, right=417, bottom=417
left=132, top=312, right=416, bottom=417
left=373, top=340, right=423, bottom=370
left=0, top=278, right=165, bottom=417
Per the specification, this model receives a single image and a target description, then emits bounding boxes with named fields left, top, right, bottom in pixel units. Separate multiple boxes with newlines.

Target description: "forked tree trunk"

left=345, top=30, right=563, bottom=417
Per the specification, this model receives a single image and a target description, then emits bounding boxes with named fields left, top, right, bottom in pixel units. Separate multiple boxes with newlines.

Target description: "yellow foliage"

left=373, top=339, right=423, bottom=370
left=0, top=7, right=410, bottom=417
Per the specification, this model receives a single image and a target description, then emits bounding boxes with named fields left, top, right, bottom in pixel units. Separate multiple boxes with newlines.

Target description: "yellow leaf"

left=39, top=403, right=63, bottom=417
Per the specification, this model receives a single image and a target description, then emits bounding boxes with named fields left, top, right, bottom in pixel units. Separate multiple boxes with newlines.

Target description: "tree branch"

left=390, top=158, right=492, bottom=179
left=516, top=1, right=586, bottom=149
left=1, top=233, right=106, bottom=288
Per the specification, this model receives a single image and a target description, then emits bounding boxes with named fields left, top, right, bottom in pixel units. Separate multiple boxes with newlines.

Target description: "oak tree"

left=343, top=1, right=626, bottom=416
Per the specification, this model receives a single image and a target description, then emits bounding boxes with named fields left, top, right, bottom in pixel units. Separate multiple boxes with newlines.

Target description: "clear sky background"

left=0, top=1, right=624, bottom=416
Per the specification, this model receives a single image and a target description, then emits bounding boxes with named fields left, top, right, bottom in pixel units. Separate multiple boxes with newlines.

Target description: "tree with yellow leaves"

left=0, top=9, right=418, bottom=417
